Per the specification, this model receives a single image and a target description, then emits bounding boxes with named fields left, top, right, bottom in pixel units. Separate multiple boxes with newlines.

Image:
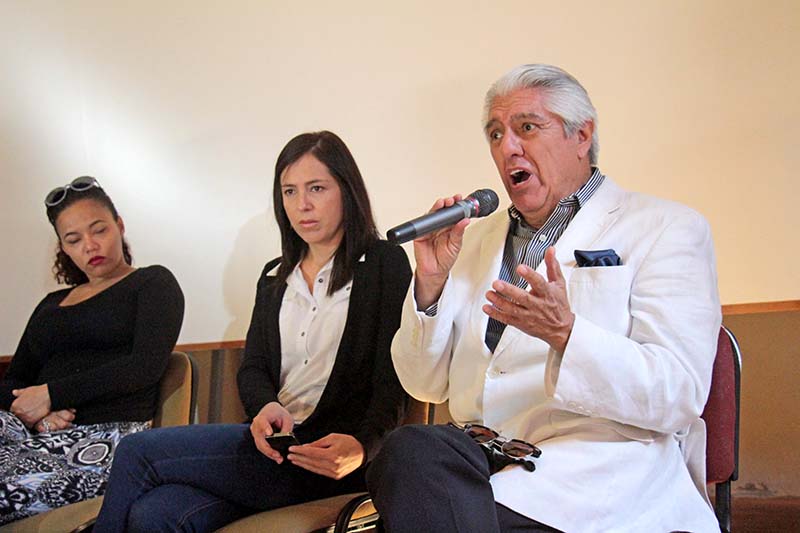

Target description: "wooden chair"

left=217, top=399, right=431, bottom=533
left=0, top=351, right=197, bottom=533
left=702, top=325, right=742, bottom=533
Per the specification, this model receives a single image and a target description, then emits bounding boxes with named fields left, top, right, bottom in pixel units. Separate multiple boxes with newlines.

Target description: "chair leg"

left=715, top=481, right=732, bottom=533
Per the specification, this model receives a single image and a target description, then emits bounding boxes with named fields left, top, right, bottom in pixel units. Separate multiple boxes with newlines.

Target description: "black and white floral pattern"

left=0, top=411, right=150, bottom=525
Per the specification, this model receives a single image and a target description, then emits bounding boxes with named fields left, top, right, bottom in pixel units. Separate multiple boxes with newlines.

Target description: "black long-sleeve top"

left=0, top=265, right=184, bottom=425
left=237, top=240, right=412, bottom=463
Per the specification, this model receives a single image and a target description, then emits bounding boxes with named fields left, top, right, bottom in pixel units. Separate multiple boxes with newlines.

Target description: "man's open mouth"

left=510, top=170, right=531, bottom=184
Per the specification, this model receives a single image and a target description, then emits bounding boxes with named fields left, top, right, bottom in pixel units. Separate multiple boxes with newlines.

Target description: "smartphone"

left=265, top=432, right=300, bottom=457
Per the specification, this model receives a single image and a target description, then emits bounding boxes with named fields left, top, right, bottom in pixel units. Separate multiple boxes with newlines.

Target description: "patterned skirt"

left=0, top=410, right=150, bottom=525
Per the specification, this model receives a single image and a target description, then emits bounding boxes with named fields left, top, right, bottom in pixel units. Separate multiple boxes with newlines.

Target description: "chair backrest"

left=404, top=398, right=431, bottom=426
left=0, top=352, right=198, bottom=533
left=153, top=351, right=197, bottom=428
left=701, top=325, right=742, bottom=484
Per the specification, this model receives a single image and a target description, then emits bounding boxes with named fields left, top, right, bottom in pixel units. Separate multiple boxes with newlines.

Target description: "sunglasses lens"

left=502, top=439, right=540, bottom=458
left=45, top=188, right=67, bottom=206
left=71, top=176, right=97, bottom=191
left=465, top=425, right=497, bottom=444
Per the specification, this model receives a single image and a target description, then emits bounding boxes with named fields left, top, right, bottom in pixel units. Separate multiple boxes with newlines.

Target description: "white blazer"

left=391, top=177, right=722, bottom=533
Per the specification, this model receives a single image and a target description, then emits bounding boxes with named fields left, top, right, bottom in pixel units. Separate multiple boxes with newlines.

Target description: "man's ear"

left=575, top=120, right=594, bottom=160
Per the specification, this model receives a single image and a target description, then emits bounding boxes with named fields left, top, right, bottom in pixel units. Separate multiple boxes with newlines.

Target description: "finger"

left=484, top=290, right=513, bottom=315
left=51, top=418, right=70, bottom=430
left=516, top=264, right=548, bottom=295
left=427, top=197, right=447, bottom=214
left=288, top=455, right=332, bottom=478
left=288, top=443, right=328, bottom=459
left=252, top=432, right=283, bottom=462
left=481, top=303, right=516, bottom=327
left=279, top=414, right=294, bottom=434
left=544, top=247, right=564, bottom=283
left=440, top=194, right=464, bottom=208
left=252, top=415, right=275, bottom=437
left=449, top=218, right=470, bottom=242
left=489, top=280, right=533, bottom=307
left=11, top=390, right=20, bottom=397
left=53, top=414, right=74, bottom=425
left=260, top=423, right=275, bottom=437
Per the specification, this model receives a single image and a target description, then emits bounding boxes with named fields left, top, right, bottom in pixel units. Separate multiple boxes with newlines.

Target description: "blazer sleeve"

left=353, top=243, right=413, bottom=462
left=237, top=260, right=282, bottom=419
left=47, top=266, right=185, bottom=410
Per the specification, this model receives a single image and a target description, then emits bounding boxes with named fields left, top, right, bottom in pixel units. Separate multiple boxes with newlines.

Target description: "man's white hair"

left=484, top=64, right=599, bottom=165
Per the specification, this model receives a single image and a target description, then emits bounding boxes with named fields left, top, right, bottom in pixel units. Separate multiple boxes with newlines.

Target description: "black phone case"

left=265, top=433, right=299, bottom=457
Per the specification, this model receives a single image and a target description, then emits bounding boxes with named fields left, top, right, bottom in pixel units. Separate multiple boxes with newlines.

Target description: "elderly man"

left=366, top=64, right=721, bottom=532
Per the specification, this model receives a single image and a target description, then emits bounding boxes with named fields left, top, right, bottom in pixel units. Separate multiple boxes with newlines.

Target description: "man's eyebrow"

left=484, top=112, right=549, bottom=132
left=511, top=112, right=548, bottom=122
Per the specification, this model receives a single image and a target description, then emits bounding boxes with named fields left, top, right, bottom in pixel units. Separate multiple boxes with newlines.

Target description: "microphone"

left=387, top=189, right=500, bottom=244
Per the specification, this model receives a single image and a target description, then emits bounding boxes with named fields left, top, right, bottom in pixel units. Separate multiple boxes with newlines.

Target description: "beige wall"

left=1, top=0, right=799, bottom=353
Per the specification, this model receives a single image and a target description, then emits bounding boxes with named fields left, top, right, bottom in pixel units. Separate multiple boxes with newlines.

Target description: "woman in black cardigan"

left=95, top=131, right=412, bottom=532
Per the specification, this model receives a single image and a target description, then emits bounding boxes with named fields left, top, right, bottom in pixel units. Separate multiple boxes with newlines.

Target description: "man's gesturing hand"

left=482, top=247, right=575, bottom=352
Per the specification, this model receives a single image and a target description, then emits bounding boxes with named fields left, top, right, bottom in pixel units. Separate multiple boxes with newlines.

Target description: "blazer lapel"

left=469, top=212, right=512, bottom=355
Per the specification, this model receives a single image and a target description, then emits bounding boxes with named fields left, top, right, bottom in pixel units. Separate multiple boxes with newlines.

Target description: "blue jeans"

left=93, top=424, right=366, bottom=532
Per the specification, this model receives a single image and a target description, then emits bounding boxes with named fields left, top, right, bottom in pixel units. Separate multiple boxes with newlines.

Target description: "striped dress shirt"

left=484, top=168, right=606, bottom=352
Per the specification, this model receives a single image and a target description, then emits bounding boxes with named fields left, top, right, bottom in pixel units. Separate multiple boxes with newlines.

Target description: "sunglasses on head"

left=449, top=422, right=542, bottom=472
left=45, top=176, right=101, bottom=207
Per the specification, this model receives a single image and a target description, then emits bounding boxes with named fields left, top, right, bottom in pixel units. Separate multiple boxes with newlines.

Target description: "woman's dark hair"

left=46, top=177, right=132, bottom=286
left=273, top=131, right=379, bottom=295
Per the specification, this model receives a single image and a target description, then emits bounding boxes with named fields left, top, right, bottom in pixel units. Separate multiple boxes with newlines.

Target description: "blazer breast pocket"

left=567, top=265, right=632, bottom=334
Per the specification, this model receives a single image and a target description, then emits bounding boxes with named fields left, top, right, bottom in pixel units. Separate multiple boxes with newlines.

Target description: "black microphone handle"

left=387, top=201, right=474, bottom=244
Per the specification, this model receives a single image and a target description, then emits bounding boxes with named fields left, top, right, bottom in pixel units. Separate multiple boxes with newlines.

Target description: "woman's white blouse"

left=277, top=258, right=352, bottom=423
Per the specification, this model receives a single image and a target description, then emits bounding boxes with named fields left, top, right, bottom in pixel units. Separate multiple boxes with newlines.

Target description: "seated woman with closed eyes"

left=94, top=130, right=412, bottom=532
left=0, top=177, right=184, bottom=525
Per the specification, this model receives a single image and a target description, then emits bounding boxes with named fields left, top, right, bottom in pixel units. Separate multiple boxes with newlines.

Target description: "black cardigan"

left=237, top=240, right=412, bottom=462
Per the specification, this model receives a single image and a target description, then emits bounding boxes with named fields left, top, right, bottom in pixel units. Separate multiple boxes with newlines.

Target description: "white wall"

left=1, top=0, right=798, bottom=353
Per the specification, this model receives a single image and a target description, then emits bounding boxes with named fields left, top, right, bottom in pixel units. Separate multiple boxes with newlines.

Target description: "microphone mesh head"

left=468, top=189, right=500, bottom=217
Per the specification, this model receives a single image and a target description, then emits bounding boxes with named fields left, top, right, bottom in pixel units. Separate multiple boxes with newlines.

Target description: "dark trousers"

left=366, top=424, right=561, bottom=533
left=93, top=424, right=365, bottom=532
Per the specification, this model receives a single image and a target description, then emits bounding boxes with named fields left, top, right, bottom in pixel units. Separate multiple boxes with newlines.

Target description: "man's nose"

left=500, top=131, right=524, bottom=158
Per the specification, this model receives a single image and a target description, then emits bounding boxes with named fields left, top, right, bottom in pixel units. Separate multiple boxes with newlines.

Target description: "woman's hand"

left=35, top=408, right=76, bottom=433
left=413, top=195, right=471, bottom=309
left=250, top=401, right=294, bottom=463
left=287, top=433, right=365, bottom=480
left=10, top=384, right=52, bottom=427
